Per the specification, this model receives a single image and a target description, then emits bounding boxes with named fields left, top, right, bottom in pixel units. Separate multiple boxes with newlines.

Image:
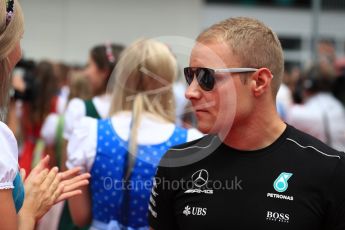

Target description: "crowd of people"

left=1, top=0, right=345, bottom=230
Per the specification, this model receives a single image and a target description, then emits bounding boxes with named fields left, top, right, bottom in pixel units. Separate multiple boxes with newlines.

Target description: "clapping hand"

left=20, top=155, right=90, bottom=220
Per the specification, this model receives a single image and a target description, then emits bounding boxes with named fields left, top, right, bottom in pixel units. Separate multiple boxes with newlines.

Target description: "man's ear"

left=251, top=68, right=273, bottom=97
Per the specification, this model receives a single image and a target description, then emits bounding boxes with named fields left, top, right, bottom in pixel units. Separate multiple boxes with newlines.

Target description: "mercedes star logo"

left=191, top=169, right=209, bottom=188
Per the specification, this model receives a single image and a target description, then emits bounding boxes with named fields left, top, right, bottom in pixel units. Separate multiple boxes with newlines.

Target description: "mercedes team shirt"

left=148, top=125, right=345, bottom=230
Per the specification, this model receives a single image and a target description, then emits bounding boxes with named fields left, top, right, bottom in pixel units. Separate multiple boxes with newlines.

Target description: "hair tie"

left=105, top=41, right=115, bottom=64
left=5, top=0, right=15, bottom=26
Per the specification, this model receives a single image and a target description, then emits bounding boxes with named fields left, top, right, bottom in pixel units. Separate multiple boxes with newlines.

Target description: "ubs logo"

left=183, top=205, right=207, bottom=216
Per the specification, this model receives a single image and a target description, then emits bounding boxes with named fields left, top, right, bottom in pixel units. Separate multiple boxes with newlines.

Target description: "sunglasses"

left=184, top=67, right=258, bottom=91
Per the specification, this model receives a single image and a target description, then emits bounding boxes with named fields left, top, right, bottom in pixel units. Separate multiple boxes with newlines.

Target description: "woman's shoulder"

left=172, top=125, right=203, bottom=142
left=66, top=116, right=98, bottom=173
left=66, top=97, right=86, bottom=111
left=64, top=97, right=87, bottom=119
left=0, top=122, right=18, bottom=159
left=74, top=116, right=99, bottom=135
left=63, top=97, right=87, bottom=139
left=0, top=122, right=18, bottom=189
left=186, top=127, right=204, bottom=142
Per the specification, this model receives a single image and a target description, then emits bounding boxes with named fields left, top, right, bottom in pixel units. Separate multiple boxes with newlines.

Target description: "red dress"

left=19, top=97, right=58, bottom=174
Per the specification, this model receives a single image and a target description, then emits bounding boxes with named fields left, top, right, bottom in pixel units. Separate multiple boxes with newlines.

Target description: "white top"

left=173, top=82, right=189, bottom=126
left=41, top=113, right=60, bottom=146
left=0, top=122, right=18, bottom=189
left=66, top=112, right=203, bottom=173
left=287, top=92, right=345, bottom=151
left=56, top=86, right=70, bottom=114
left=63, top=94, right=111, bottom=140
left=276, top=83, right=293, bottom=120
left=40, top=87, right=69, bottom=145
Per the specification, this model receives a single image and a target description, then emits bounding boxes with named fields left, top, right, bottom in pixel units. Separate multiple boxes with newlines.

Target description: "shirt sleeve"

left=63, top=98, right=86, bottom=140
left=40, top=113, right=59, bottom=146
left=327, top=154, right=345, bottom=230
left=66, top=117, right=97, bottom=173
left=187, top=128, right=204, bottom=142
left=0, top=122, right=18, bottom=189
left=148, top=165, right=177, bottom=230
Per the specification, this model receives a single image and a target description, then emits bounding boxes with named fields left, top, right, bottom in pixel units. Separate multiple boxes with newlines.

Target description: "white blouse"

left=66, top=112, right=203, bottom=173
left=56, top=86, right=70, bottom=114
left=287, top=92, right=345, bottom=151
left=0, top=122, right=18, bottom=190
left=63, top=94, right=111, bottom=141
left=41, top=113, right=60, bottom=146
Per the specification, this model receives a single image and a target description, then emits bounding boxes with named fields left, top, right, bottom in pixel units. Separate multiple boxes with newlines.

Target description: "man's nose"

left=185, top=77, right=202, bottom=101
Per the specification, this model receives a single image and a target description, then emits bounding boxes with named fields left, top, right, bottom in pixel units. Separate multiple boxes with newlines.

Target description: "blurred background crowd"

left=4, top=0, right=345, bottom=229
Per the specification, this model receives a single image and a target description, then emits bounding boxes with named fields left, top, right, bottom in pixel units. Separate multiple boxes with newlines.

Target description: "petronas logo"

left=273, top=172, right=293, bottom=193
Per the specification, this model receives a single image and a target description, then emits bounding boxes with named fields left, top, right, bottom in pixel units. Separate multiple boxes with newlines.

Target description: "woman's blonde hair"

left=68, top=70, right=92, bottom=102
left=109, top=38, right=177, bottom=177
left=0, top=0, right=24, bottom=121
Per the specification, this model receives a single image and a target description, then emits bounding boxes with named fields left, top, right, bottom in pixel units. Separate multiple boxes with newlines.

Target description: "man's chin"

left=197, top=122, right=219, bottom=135
left=195, top=122, right=210, bottom=134
left=197, top=120, right=232, bottom=136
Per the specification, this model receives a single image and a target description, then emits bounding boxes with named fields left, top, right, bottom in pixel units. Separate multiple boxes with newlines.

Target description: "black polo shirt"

left=148, top=125, right=345, bottom=230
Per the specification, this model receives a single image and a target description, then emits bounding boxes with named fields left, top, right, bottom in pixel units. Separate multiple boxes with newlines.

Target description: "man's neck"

left=221, top=109, right=286, bottom=151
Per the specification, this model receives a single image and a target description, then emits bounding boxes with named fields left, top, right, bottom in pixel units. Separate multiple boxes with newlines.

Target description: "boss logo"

left=266, top=211, right=290, bottom=223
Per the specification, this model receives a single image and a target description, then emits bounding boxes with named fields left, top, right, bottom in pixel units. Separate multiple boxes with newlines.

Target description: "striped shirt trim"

left=286, top=138, right=341, bottom=159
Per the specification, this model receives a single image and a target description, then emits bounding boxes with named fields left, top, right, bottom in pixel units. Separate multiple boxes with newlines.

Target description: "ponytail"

left=0, top=58, right=10, bottom=121
left=125, top=93, right=144, bottom=179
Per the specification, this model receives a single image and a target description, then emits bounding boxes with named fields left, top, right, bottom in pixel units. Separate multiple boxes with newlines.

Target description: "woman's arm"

left=68, top=186, right=92, bottom=227
left=0, top=189, right=19, bottom=230
left=64, top=138, right=93, bottom=227
left=65, top=117, right=97, bottom=227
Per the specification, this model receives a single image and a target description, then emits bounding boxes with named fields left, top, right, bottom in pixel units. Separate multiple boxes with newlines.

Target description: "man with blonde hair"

left=149, top=17, right=345, bottom=230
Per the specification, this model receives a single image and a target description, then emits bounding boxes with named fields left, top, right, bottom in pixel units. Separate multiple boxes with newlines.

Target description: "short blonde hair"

left=68, top=71, right=92, bottom=102
left=197, top=17, right=284, bottom=97
left=0, top=0, right=24, bottom=120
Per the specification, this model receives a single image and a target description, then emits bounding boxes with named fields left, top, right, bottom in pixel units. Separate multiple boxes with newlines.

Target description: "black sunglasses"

left=184, top=67, right=258, bottom=91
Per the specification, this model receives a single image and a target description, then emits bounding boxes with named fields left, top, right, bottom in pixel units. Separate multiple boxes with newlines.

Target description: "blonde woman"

left=0, top=1, right=90, bottom=229
left=67, top=39, right=202, bottom=230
